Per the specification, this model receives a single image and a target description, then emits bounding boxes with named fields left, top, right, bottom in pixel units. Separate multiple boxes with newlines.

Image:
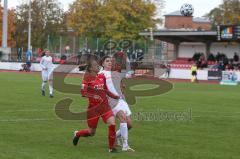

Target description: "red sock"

left=76, top=129, right=91, bottom=137
left=108, top=125, right=116, bottom=149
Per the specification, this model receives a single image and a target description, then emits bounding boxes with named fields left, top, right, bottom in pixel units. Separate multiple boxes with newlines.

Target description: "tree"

left=207, top=0, right=240, bottom=29
left=68, top=0, right=162, bottom=40
left=0, top=6, right=16, bottom=48
left=68, top=0, right=104, bottom=37
left=14, top=0, right=65, bottom=50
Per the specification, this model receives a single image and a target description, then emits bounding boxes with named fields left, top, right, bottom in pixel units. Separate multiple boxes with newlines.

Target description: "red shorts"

left=87, top=101, right=113, bottom=129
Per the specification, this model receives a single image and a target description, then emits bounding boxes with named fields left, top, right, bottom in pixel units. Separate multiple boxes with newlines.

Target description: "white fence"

left=1, top=62, right=240, bottom=81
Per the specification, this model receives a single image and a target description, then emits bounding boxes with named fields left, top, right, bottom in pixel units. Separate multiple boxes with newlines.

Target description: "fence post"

left=60, top=36, right=62, bottom=56
left=73, top=36, right=76, bottom=55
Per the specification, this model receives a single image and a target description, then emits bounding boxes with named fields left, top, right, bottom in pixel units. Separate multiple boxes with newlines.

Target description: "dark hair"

left=86, top=59, right=96, bottom=72
left=79, top=64, right=88, bottom=71
left=78, top=54, right=98, bottom=72
left=100, top=55, right=111, bottom=67
left=41, top=51, right=46, bottom=57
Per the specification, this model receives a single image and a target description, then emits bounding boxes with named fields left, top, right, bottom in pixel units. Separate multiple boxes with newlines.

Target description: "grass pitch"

left=0, top=72, right=239, bottom=159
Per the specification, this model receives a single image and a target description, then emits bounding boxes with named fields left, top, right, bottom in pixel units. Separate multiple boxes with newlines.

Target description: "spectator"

left=216, top=52, right=226, bottom=62
left=37, top=48, right=43, bottom=57
left=25, top=50, right=32, bottom=71
left=218, top=62, right=225, bottom=71
left=17, top=48, right=22, bottom=62
left=137, top=49, right=144, bottom=61
left=192, top=52, right=201, bottom=62
left=26, top=50, right=32, bottom=62
left=165, top=64, right=171, bottom=78
left=223, top=56, right=229, bottom=67
left=200, top=53, right=205, bottom=61
left=0, top=51, right=2, bottom=60
left=100, top=50, right=104, bottom=58
left=211, top=61, right=220, bottom=69
left=77, top=50, right=82, bottom=65
left=19, top=63, right=31, bottom=72
left=225, top=64, right=234, bottom=70
left=60, top=55, right=67, bottom=64
left=94, top=49, right=99, bottom=56
left=196, top=53, right=207, bottom=69
left=207, top=53, right=215, bottom=62
left=199, top=60, right=208, bottom=69
left=215, top=52, right=221, bottom=61
left=233, top=52, right=239, bottom=62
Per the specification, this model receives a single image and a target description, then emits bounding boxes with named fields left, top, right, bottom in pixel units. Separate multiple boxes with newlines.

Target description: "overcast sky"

left=3, top=0, right=223, bottom=17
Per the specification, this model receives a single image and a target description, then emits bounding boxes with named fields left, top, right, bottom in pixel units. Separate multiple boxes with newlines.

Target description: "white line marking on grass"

left=0, top=118, right=56, bottom=122
left=195, top=110, right=240, bottom=114
left=1, top=108, right=75, bottom=113
left=2, top=109, right=52, bottom=113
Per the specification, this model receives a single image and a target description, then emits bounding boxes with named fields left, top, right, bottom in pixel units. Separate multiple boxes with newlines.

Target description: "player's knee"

left=108, top=120, right=115, bottom=126
left=89, top=129, right=96, bottom=136
left=127, top=118, right=133, bottom=129
left=90, top=132, right=95, bottom=136
left=118, top=113, right=127, bottom=123
left=128, top=124, right=132, bottom=130
left=108, top=116, right=115, bottom=125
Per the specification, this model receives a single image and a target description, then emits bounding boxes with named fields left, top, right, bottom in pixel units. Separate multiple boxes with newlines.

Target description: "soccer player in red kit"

left=72, top=57, right=119, bottom=152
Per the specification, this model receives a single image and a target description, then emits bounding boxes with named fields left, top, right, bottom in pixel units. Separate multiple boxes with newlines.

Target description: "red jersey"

left=81, top=73, right=118, bottom=107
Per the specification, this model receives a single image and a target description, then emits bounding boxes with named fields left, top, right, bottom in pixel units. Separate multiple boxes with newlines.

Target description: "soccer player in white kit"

left=99, top=56, right=134, bottom=152
left=40, top=49, right=54, bottom=98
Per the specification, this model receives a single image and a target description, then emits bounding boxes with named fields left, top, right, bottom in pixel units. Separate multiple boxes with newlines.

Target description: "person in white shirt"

left=40, top=49, right=54, bottom=98
left=99, top=55, right=134, bottom=152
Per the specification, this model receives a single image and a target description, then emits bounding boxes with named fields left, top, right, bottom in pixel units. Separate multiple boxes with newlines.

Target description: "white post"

left=0, top=0, right=11, bottom=61
left=150, top=27, right=153, bottom=41
left=28, top=0, right=32, bottom=51
left=96, top=38, right=99, bottom=51
left=2, top=0, right=8, bottom=48
left=47, top=35, right=50, bottom=49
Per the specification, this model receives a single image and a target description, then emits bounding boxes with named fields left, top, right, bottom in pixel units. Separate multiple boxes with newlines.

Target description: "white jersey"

left=99, top=70, right=132, bottom=116
left=40, top=55, right=54, bottom=70
left=40, top=56, right=54, bottom=81
left=99, top=70, right=125, bottom=97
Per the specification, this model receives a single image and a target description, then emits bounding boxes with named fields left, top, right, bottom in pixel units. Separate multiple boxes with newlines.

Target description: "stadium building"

left=140, top=11, right=240, bottom=82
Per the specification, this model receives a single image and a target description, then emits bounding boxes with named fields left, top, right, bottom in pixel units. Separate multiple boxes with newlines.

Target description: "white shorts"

left=109, top=98, right=132, bottom=117
left=41, top=69, right=53, bottom=81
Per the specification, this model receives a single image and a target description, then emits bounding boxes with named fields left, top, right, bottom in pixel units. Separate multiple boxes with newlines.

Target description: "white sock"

left=49, top=80, right=53, bottom=95
left=116, top=130, right=121, bottom=138
left=41, top=82, right=46, bottom=91
left=120, top=123, right=128, bottom=148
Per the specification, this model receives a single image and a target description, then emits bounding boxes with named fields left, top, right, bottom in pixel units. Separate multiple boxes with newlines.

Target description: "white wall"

left=178, top=42, right=206, bottom=58
left=155, top=68, right=240, bottom=81
left=178, top=42, right=240, bottom=58
left=210, top=43, right=240, bottom=58
left=169, top=69, right=208, bottom=80
left=0, top=62, right=83, bottom=74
